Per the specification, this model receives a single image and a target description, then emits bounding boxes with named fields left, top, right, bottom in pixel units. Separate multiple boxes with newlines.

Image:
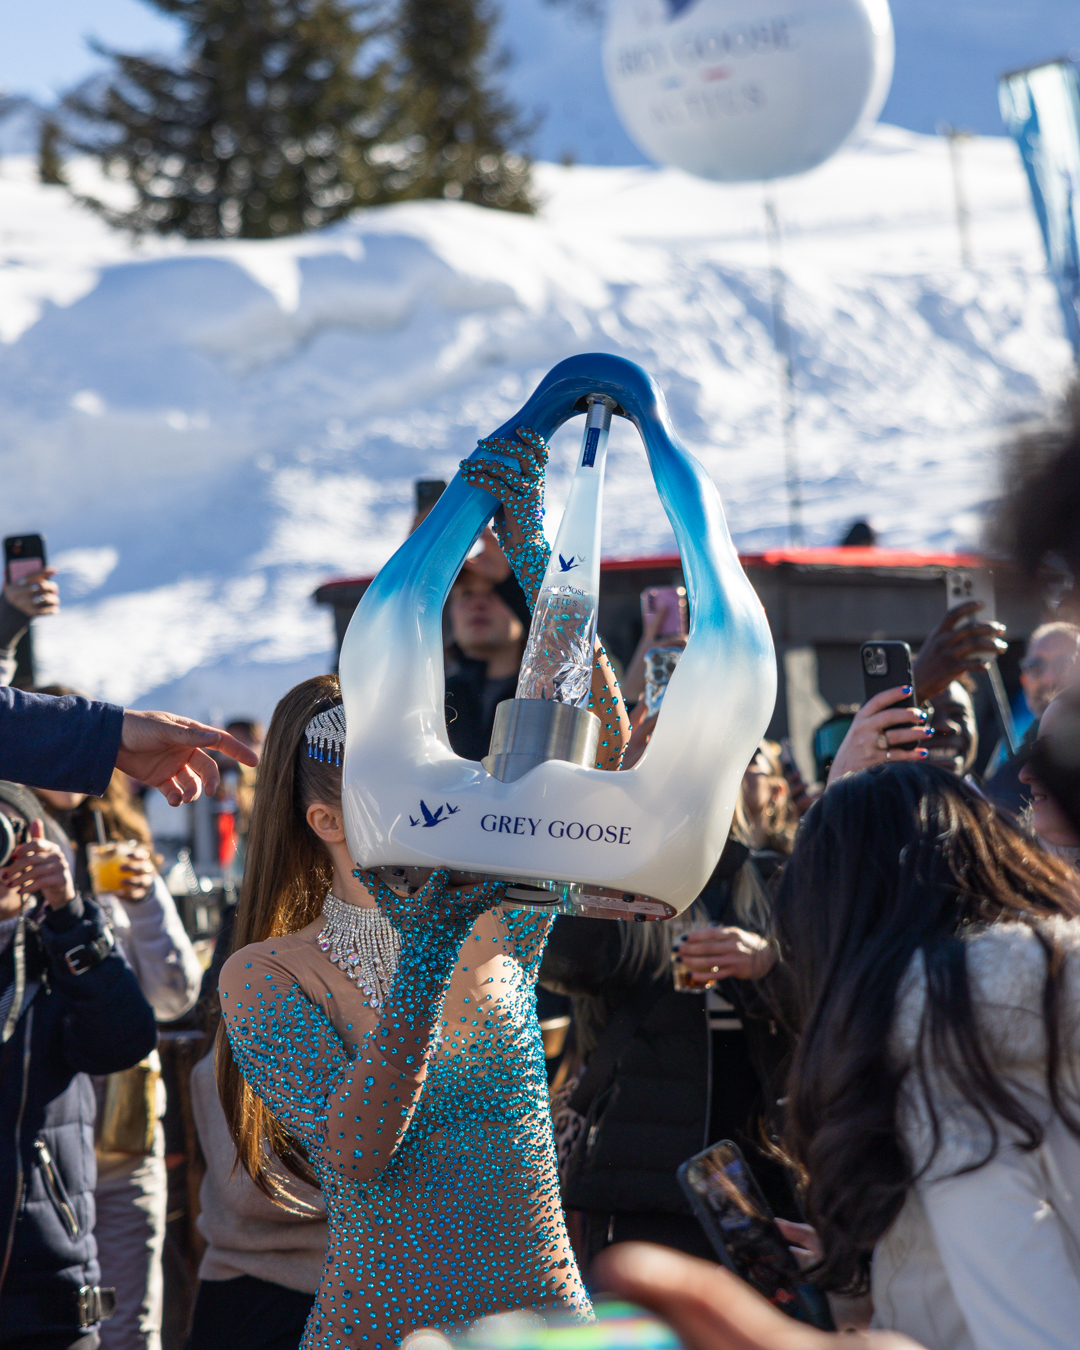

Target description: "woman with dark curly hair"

left=773, top=763, right=1080, bottom=1350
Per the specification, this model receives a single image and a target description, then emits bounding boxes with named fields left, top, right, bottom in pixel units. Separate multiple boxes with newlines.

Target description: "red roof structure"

left=315, top=546, right=988, bottom=596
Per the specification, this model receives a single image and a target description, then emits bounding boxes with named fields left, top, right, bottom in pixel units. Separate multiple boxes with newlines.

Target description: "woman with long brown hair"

left=773, top=762, right=1080, bottom=1350
left=216, top=673, right=591, bottom=1347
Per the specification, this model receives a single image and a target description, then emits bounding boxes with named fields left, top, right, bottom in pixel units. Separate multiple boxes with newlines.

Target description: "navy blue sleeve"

left=0, top=688, right=123, bottom=796
left=38, top=898, right=158, bottom=1075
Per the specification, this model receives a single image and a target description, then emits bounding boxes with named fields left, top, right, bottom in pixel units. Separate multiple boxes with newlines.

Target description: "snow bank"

left=0, top=123, right=1072, bottom=721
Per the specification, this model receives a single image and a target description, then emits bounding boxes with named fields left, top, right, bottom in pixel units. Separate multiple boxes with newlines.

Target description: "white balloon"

left=603, top=0, right=895, bottom=182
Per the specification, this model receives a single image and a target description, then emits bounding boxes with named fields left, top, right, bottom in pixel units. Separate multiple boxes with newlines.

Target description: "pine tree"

left=385, top=0, right=535, bottom=213
left=63, top=0, right=395, bottom=238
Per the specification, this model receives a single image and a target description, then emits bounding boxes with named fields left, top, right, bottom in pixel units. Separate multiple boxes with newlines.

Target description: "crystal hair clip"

left=305, top=703, right=346, bottom=765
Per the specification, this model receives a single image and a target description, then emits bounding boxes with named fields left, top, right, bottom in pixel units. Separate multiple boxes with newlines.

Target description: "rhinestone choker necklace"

left=317, top=892, right=401, bottom=1007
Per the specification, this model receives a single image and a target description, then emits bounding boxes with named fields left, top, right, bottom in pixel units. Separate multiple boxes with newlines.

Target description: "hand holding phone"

left=677, top=1140, right=833, bottom=1330
left=4, top=533, right=46, bottom=585
left=925, top=569, right=1017, bottom=754
left=861, top=641, right=917, bottom=709
left=640, top=587, right=689, bottom=714
left=946, top=568, right=995, bottom=624
left=826, top=686, right=929, bottom=785
left=3, top=534, right=58, bottom=619
left=641, top=586, right=688, bottom=640
left=911, top=574, right=1007, bottom=704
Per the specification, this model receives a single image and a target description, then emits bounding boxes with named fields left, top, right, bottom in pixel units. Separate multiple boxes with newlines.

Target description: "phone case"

left=3, top=534, right=46, bottom=587
left=946, top=569, right=995, bottom=626
left=860, top=641, right=917, bottom=709
left=641, top=586, right=688, bottom=638
left=676, top=1157, right=743, bottom=1277
left=676, top=1144, right=834, bottom=1330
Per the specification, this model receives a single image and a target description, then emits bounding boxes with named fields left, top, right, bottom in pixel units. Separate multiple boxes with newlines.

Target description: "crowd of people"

left=4, top=386, right=1080, bottom=1350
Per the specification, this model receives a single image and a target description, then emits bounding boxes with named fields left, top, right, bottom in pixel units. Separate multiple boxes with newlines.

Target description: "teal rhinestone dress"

left=220, top=904, right=590, bottom=1346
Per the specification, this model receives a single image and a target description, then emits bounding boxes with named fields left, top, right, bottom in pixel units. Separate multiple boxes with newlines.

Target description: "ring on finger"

left=876, top=732, right=888, bottom=751
left=886, top=748, right=892, bottom=762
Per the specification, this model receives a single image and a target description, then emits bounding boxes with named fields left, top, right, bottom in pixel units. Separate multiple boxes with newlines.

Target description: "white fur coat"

left=872, top=919, right=1080, bottom=1350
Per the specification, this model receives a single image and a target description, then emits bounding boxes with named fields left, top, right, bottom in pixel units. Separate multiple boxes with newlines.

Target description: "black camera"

left=0, top=813, right=28, bottom=869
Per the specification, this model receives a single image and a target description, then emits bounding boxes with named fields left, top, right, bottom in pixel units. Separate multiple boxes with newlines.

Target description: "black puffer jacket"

left=539, top=843, right=793, bottom=1222
left=443, top=648, right=517, bottom=762
left=0, top=897, right=158, bottom=1343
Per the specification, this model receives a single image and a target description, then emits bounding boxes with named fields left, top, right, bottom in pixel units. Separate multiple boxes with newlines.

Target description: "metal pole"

left=763, top=191, right=804, bottom=546
left=987, top=659, right=1020, bottom=755
left=940, top=123, right=974, bottom=269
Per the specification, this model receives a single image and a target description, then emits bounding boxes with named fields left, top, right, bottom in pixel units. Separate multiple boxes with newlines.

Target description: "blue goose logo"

left=558, top=553, right=579, bottom=573
left=409, top=800, right=460, bottom=828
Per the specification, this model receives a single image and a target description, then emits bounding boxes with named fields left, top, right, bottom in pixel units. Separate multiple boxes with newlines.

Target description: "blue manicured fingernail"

left=902, top=685, right=913, bottom=694
left=918, top=749, right=929, bottom=758
left=923, top=727, right=934, bottom=736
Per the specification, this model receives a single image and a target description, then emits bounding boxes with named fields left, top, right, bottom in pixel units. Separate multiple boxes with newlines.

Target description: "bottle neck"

left=539, top=398, right=613, bottom=604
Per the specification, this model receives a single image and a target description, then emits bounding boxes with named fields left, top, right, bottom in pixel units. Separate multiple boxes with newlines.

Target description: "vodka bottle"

left=516, top=397, right=613, bottom=705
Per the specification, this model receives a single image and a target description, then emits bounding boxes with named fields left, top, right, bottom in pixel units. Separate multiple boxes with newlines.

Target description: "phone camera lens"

left=862, top=647, right=889, bottom=676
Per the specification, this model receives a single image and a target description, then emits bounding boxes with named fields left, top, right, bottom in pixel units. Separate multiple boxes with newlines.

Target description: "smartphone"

left=946, top=568, right=1017, bottom=752
left=4, top=534, right=46, bottom=586
left=946, top=568, right=995, bottom=627
left=677, top=1140, right=833, bottom=1330
left=641, top=585, right=688, bottom=638
left=415, top=480, right=447, bottom=513
left=860, top=640, right=917, bottom=709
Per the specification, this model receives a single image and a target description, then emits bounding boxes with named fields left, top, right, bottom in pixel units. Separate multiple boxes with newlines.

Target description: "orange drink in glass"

left=87, top=841, right=139, bottom=896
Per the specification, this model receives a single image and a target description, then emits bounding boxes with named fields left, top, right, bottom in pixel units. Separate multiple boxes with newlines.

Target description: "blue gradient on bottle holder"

left=337, top=353, right=775, bottom=911
left=346, top=352, right=772, bottom=688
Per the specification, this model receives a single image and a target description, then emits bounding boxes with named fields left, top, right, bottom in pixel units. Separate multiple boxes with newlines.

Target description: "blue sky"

left=1, top=1, right=1077, bottom=164
left=1, top=1, right=183, bottom=103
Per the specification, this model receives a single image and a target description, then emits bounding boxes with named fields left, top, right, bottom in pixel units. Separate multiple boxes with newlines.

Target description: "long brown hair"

left=215, top=673, right=344, bottom=1199
left=773, top=763, right=1080, bottom=1294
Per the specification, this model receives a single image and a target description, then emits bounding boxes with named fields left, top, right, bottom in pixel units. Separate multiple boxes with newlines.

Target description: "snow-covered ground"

left=0, top=122, right=1073, bottom=722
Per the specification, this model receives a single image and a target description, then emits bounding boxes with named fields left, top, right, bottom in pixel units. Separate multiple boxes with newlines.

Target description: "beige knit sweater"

left=190, top=1050, right=328, bottom=1293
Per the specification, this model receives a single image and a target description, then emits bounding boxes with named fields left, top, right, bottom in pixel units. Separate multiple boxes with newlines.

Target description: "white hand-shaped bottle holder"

left=339, top=354, right=775, bottom=918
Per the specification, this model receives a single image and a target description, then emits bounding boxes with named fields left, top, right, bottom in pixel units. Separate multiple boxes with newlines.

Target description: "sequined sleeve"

left=496, top=906, right=554, bottom=982
left=221, top=925, right=468, bottom=1185
left=220, top=951, right=348, bottom=1152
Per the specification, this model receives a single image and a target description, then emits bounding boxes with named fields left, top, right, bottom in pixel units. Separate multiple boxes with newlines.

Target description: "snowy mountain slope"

left=0, top=124, right=1072, bottom=721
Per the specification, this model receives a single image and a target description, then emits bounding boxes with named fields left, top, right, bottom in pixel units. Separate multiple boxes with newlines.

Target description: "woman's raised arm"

left=220, top=871, right=503, bottom=1185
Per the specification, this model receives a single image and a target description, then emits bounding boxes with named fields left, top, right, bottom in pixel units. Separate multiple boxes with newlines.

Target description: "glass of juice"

left=669, top=908, right=719, bottom=993
left=87, top=841, right=141, bottom=896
